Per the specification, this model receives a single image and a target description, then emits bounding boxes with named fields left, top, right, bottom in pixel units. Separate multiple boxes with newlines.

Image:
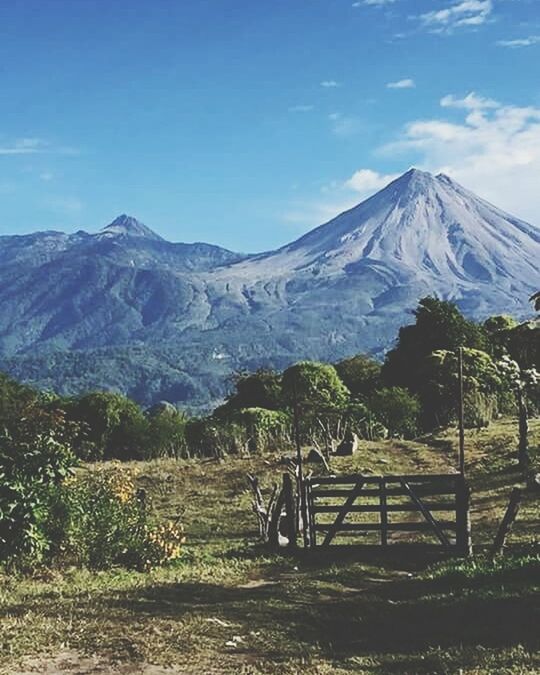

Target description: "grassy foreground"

left=1, top=418, right=539, bottom=674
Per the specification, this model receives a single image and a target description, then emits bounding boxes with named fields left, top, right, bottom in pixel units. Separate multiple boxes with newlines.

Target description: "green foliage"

left=382, top=297, right=488, bottom=391
left=223, top=369, right=282, bottom=411
left=0, top=407, right=77, bottom=565
left=44, top=467, right=185, bottom=570
left=65, top=391, right=148, bottom=461
left=145, top=404, right=188, bottom=459
left=185, top=417, right=246, bottom=458
left=0, top=372, right=37, bottom=424
left=231, top=407, right=291, bottom=452
left=334, top=354, right=381, bottom=398
left=420, top=348, right=502, bottom=428
left=369, top=387, right=420, bottom=439
left=281, top=361, right=350, bottom=410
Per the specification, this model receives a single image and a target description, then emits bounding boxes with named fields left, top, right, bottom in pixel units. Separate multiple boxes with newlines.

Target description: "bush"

left=44, top=466, right=185, bottom=570
left=335, top=354, right=381, bottom=399
left=370, top=387, right=421, bottom=439
left=419, top=348, right=502, bottom=429
left=232, top=407, right=291, bottom=452
left=282, top=361, right=350, bottom=410
left=0, top=407, right=77, bottom=566
left=185, top=417, right=247, bottom=457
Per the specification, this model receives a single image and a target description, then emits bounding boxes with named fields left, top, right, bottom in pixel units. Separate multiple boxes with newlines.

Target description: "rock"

left=307, top=448, right=326, bottom=463
left=335, top=431, right=359, bottom=456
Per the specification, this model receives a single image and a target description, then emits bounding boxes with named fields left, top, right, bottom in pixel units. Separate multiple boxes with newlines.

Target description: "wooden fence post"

left=456, top=475, right=472, bottom=556
left=282, top=472, right=297, bottom=550
left=458, top=347, right=466, bottom=476
left=380, top=477, right=388, bottom=546
left=490, top=487, right=522, bottom=561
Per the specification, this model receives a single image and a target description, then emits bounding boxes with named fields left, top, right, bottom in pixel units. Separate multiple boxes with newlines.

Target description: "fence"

left=287, top=472, right=471, bottom=554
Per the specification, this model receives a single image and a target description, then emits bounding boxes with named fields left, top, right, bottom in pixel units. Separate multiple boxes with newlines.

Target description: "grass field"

left=1, top=418, right=539, bottom=674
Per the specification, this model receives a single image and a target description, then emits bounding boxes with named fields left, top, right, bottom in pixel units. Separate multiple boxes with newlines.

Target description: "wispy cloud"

left=496, top=35, right=540, bottom=48
left=320, top=80, right=340, bottom=88
left=353, top=0, right=397, bottom=6
left=328, top=113, right=365, bottom=138
left=420, top=0, right=493, bottom=33
left=0, top=137, right=79, bottom=157
left=0, top=138, right=48, bottom=156
left=288, top=105, right=314, bottom=113
left=387, top=78, right=415, bottom=89
left=440, top=92, right=499, bottom=110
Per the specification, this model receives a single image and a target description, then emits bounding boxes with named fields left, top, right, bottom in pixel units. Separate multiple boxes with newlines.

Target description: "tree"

left=145, top=403, right=188, bottom=459
left=419, top=348, right=502, bottom=429
left=0, top=372, right=37, bottom=425
left=382, top=297, right=488, bottom=391
left=370, top=387, right=421, bottom=439
left=222, top=369, right=282, bottom=412
left=335, top=354, right=381, bottom=399
left=281, top=361, right=350, bottom=410
left=66, top=392, right=147, bottom=460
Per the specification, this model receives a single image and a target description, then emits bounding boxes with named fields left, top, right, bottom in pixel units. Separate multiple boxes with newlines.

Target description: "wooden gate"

left=304, top=473, right=471, bottom=553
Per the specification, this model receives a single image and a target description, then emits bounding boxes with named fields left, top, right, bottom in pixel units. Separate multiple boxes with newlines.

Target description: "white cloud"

left=0, top=138, right=48, bottom=155
left=420, top=0, right=493, bottom=33
left=440, top=92, right=499, bottom=110
left=379, top=94, right=540, bottom=224
left=353, top=0, right=397, bottom=6
left=320, top=80, right=340, bottom=88
left=387, top=78, right=415, bottom=89
left=288, top=105, right=314, bottom=113
left=283, top=169, right=399, bottom=228
left=344, top=168, right=400, bottom=194
left=497, top=35, right=540, bottom=48
left=294, top=92, right=540, bottom=229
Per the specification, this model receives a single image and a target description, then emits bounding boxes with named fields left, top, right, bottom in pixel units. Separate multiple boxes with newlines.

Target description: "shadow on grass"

left=50, top=557, right=536, bottom=661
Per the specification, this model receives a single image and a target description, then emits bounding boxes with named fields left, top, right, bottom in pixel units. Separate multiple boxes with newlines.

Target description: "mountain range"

left=1, top=169, right=538, bottom=411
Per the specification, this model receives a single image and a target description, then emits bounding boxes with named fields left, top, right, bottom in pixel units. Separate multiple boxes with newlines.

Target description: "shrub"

left=370, top=387, right=421, bottom=439
left=44, top=466, right=185, bottom=570
left=0, top=407, right=77, bottom=566
left=185, top=417, right=247, bottom=457
left=145, top=403, right=188, bottom=459
left=419, top=348, right=502, bottom=429
left=335, top=354, right=381, bottom=398
left=232, top=407, right=291, bottom=452
left=282, top=361, right=350, bottom=410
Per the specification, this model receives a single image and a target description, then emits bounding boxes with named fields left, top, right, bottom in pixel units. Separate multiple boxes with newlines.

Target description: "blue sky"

left=0, top=0, right=539, bottom=251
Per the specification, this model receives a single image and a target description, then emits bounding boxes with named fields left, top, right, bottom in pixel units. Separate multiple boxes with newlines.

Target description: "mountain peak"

left=99, top=214, right=163, bottom=241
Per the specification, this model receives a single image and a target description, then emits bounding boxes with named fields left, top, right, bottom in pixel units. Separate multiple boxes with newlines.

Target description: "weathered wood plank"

left=400, top=479, right=452, bottom=548
left=321, top=478, right=365, bottom=547
left=314, top=522, right=458, bottom=533
left=312, top=502, right=455, bottom=513
left=312, top=485, right=457, bottom=498
left=312, top=474, right=459, bottom=485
